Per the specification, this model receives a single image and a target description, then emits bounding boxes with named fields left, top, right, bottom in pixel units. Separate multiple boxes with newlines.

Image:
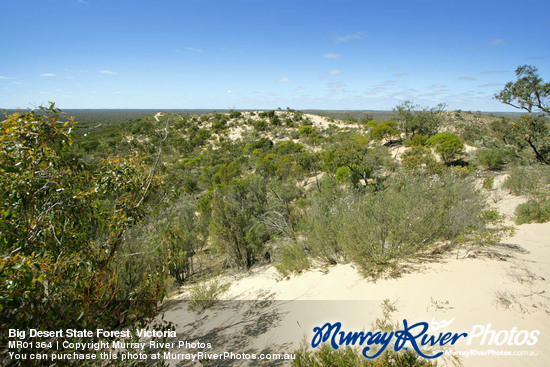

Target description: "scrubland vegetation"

left=1, top=65, right=549, bottom=365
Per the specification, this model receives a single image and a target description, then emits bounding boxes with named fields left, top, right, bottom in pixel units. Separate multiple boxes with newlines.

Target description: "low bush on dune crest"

left=280, top=171, right=509, bottom=278
left=515, top=198, right=550, bottom=224
left=503, top=165, right=550, bottom=224
left=503, top=165, right=550, bottom=197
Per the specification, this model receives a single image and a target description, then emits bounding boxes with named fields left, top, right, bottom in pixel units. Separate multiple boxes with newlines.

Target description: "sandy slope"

left=160, top=177, right=549, bottom=367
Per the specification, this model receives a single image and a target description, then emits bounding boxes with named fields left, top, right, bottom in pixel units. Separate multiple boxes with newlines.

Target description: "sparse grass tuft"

left=482, top=175, right=495, bottom=191
left=188, top=279, right=230, bottom=312
left=495, top=290, right=514, bottom=309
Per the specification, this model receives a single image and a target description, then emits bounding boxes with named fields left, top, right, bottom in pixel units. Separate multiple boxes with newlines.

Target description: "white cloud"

left=393, top=72, right=409, bottom=78
left=430, top=83, right=447, bottom=89
left=479, top=83, right=502, bottom=88
left=328, top=70, right=341, bottom=75
left=114, top=91, right=122, bottom=95
left=526, top=56, right=544, bottom=60
left=323, top=53, right=340, bottom=59
left=100, top=70, right=117, bottom=75
left=486, top=39, right=506, bottom=46
left=277, top=77, right=290, bottom=82
left=12, top=81, right=22, bottom=85
left=459, top=76, right=477, bottom=81
left=335, top=32, right=363, bottom=43
left=77, top=0, right=89, bottom=4
left=41, top=73, right=55, bottom=77
left=226, top=90, right=234, bottom=94
left=0, top=75, right=9, bottom=79
left=185, top=46, right=202, bottom=53
left=469, top=39, right=506, bottom=51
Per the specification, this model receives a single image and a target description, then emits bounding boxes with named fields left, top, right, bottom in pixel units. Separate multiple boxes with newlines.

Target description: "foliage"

left=299, top=125, right=316, bottom=137
left=495, top=65, right=550, bottom=114
left=0, top=105, right=165, bottom=358
left=187, top=279, right=230, bottom=312
left=301, top=173, right=497, bottom=277
left=160, top=195, right=207, bottom=284
left=403, top=134, right=428, bottom=147
left=476, top=148, right=508, bottom=170
left=401, top=147, right=440, bottom=173
left=209, top=175, right=271, bottom=269
left=394, top=101, right=445, bottom=139
left=515, top=198, right=550, bottom=224
left=502, top=165, right=550, bottom=224
left=274, top=241, right=311, bottom=277
left=502, top=165, right=550, bottom=196
left=324, top=137, right=394, bottom=189
left=274, top=140, right=304, bottom=154
left=495, top=65, right=550, bottom=165
left=425, top=133, right=465, bottom=164
left=482, top=176, right=495, bottom=191
left=371, top=121, right=400, bottom=142
left=365, top=119, right=378, bottom=128
left=508, top=114, right=549, bottom=165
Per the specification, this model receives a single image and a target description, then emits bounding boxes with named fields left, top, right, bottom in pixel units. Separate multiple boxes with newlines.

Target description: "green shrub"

left=403, top=134, right=428, bottom=147
left=301, top=173, right=496, bottom=277
left=503, top=166, right=550, bottom=196
left=301, top=181, right=348, bottom=264
left=515, top=198, right=550, bottom=224
left=274, top=140, right=304, bottom=154
left=245, top=137, right=274, bottom=153
left=274, top=241, right=311, bottom=277
left=365, top=119, right=378, bottom=128
left=401, top=146, right=439, bottom=172
left=254, top=119, right=267, bottom=131
left=371, top=121, right=399, bottom=141
left=229, top=109, right=242, bottom=119
left=1, top=105, right=166, bottom=359
left=299, top=125, right=316, bottom=137
left=477, top=148, right=508, bottom=170
left=425, top=133, right=465, bottom=164
left=210, top=175, right=271, bottom=269
left=335, top=165, right=354, bottom=183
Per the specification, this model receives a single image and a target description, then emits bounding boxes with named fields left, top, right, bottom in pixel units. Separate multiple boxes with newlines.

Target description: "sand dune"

left=160, top=172, right=549, bottom=367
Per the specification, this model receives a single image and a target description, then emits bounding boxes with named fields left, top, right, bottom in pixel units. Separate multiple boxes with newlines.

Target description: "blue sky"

left=1, top=0, right=548, bottom=111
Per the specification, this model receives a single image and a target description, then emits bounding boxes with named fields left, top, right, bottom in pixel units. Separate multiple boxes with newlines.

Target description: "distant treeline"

left=3, top=108, right=524, bottom=130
